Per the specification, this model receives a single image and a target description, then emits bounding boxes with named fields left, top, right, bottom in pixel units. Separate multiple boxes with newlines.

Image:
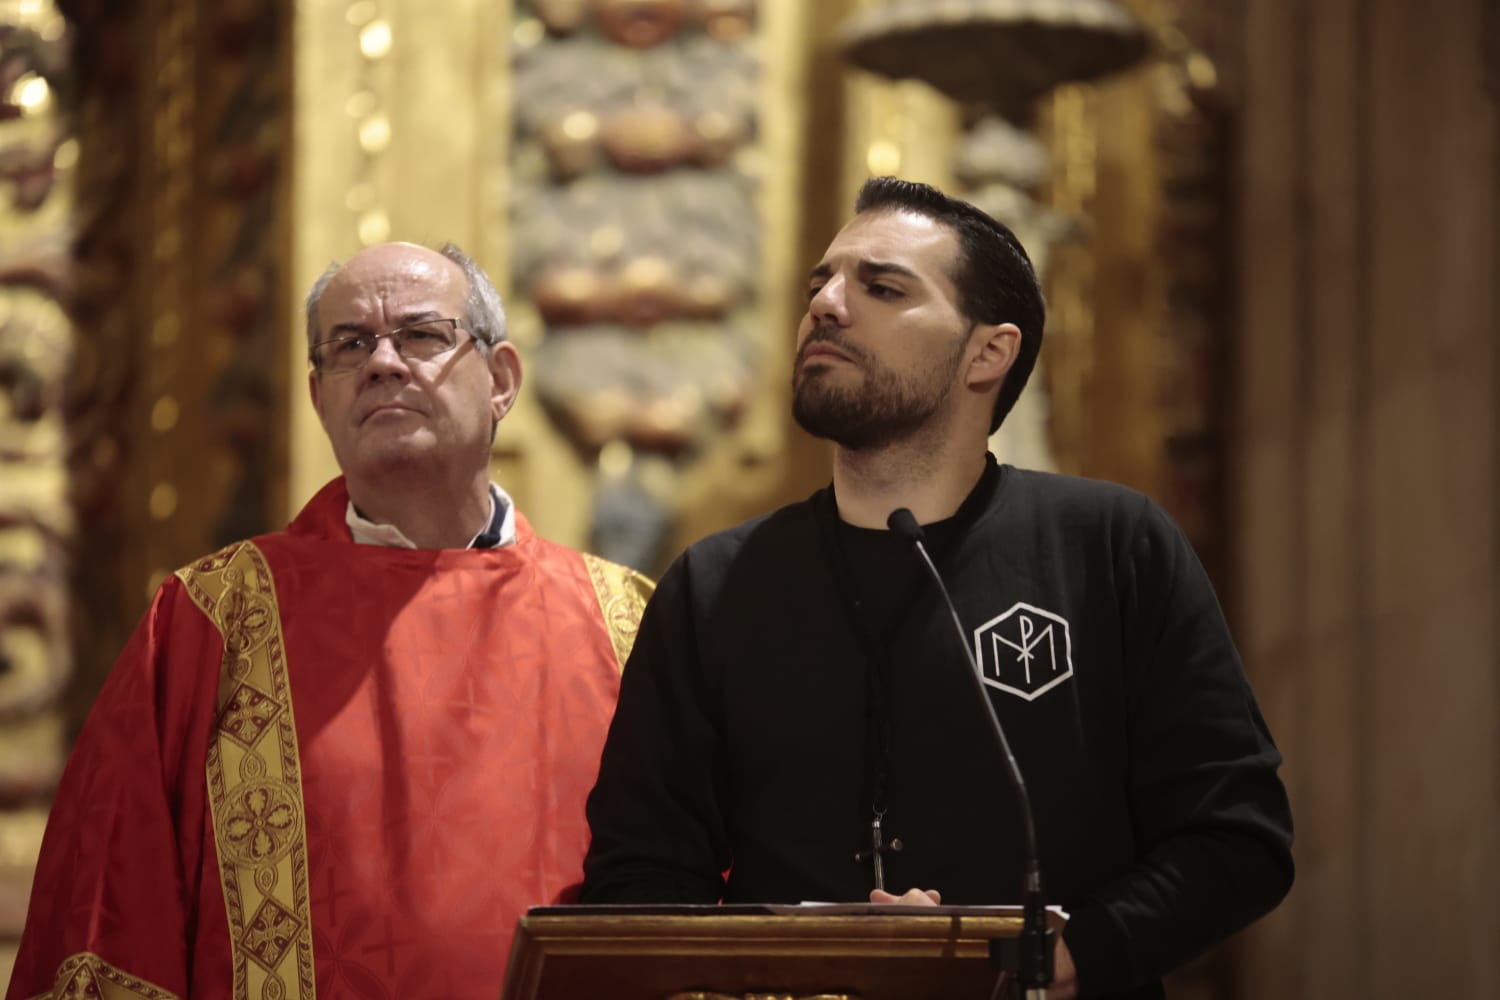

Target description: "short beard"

left=791, top=323, right=968, bottom=451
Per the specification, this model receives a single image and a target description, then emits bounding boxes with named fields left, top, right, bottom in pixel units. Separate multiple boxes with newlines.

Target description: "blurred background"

left=0, top=0, right=1495, bottom=995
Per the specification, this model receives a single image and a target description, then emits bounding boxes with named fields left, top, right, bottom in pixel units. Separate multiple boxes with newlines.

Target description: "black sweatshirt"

left=582, top=459, right=1294, bottom=998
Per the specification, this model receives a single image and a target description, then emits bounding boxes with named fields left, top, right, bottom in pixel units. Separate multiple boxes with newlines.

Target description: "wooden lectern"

left=499, top=904, right=1067, bottom=1000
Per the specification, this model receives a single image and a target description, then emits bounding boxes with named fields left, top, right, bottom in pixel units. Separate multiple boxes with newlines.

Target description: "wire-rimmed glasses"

left=310, top=317, right=471, bottom=373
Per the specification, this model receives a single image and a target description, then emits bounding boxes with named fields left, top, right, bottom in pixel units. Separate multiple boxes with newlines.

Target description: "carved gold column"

left=1, top=0, right=293, bottom=975
left=53, top=0, right=293, bottom=693
left=0, top=1, right=73, bottom=977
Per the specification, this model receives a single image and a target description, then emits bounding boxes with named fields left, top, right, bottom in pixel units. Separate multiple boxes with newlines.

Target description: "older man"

left=9, top=243, right=651, bottom=1000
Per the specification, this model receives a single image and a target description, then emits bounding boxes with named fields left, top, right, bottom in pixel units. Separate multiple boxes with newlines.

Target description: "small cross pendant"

left=854, top=812, right=903, bottom=891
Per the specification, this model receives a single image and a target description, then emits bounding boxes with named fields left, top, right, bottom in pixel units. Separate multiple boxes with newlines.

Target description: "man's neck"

left=831, top=429, right=991, bottom=530
left=345, top=467, right=494, bottom=549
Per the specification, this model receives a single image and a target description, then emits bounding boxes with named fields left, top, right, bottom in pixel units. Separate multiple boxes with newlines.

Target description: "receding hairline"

left=305, top=242, right=471, bottom=344
left=331, top=242, right=466, bottom=283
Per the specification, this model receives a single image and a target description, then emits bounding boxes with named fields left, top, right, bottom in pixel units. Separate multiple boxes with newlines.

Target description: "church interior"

left=0, top=0, right=1496, bottom=995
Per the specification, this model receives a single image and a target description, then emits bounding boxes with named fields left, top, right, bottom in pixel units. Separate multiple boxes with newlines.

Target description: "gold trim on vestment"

left=31, top=951, right=179, bottom=1000
left=581, top=554, right=654, bottom=671
left=178, top=541, right=316, bottom=1000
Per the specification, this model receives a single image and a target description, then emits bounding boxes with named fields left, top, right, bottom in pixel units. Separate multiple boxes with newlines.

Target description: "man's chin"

left=344, top=431, right=439, bottom=473
left=793, top=407, right=867, bottom=449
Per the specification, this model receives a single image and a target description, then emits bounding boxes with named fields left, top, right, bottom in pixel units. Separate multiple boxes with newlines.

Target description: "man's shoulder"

left=996, top=467, right=1195, bottom=573
left=998, top=466, right=1160, bottom=526
left=681, top=493, right=822, bottom=564
left=526, top=532, right=657, bottom=599
left=1003, top=465, right=1149, bottom=506
left=169, top=530, right=299, bottom=592
left=645, top=494, right=824, bottom=606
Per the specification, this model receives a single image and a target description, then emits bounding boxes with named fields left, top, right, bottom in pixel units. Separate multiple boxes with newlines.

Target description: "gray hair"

left=304, top=241, right=508, bottom=358
left=437, top=242, right=508, bottom=350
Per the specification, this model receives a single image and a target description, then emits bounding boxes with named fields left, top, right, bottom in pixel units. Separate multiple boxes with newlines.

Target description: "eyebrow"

left=325, top=310, right=446, bottom=337
left=808, top=259, right=921, bottom=283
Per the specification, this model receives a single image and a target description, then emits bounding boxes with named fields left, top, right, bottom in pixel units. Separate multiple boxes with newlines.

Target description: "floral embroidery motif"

left=221, top=585, right=274, bottom=660
left=220, top=780, right=301, bottom=866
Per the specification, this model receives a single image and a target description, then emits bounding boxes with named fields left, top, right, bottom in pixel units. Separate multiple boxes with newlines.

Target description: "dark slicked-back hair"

left=853, top=176, right=1045, bottom=433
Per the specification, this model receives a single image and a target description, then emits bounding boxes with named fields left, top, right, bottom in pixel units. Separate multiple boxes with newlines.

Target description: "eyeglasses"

left=310, top=318, right=472, bottom=373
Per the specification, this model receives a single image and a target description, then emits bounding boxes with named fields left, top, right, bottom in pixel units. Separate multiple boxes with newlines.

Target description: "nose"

left=807, top=273, right=850, bottom=327
left=362, top=332, right=411, bottom=381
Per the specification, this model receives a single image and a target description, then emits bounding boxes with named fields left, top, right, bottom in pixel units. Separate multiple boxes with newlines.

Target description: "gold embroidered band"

left=34, top=950, right=179, bottom=1000
left=582, top=553, right=654, bottom=671
left=179, top=542, right=315, bottom=1000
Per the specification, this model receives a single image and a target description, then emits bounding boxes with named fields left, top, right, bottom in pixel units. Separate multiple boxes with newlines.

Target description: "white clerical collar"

left=345, top=483, right=517, bottom=549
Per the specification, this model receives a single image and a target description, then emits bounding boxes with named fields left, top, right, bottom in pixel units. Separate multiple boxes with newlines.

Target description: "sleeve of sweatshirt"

left=1061, top=495, right=1294, bottom=997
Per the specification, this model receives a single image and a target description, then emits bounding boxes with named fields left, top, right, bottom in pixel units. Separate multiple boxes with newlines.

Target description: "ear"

left=308, top=368, right=327, bottom=424
left=965, top=321, right=1022, bottom=391
left=488, top=341, right=523, bottom=423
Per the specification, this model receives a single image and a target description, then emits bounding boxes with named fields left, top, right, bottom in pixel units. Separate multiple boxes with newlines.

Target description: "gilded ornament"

left=531, top=0, right=592, bottom=35
left=566, top=387, right=636, bottom=449
left=533, top=265, right=612, bottom=326
left=696, top=0, right=756, bottom=42
left=613, top=254, right=681, bottom=327
left=0, top=137, right=60, bottom=211
left=683, top=271, right=734, bottom=318
left=506, top=0, right=767, bottom=569
left=9, top=72, right=50, bottom=114
left=692, top=109, right=746, bottom=166
left=0, top=711, right=64, bottom=797
left=601, top=104, right=695, bottom=172
left=541, top=110, right=603, bottom=178
left=633, top=389, right=702, bottom=452
left=0, top=570, right=69, bottom=715
left=596, top=0, right=687, bottom=48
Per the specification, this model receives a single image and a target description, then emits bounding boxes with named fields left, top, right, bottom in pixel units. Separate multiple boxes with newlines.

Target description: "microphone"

left=887, top=508, right=1053, bottom=999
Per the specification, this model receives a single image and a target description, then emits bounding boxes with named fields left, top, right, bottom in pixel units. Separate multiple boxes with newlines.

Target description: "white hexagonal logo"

left=971, top=602, right=1074, bottom=701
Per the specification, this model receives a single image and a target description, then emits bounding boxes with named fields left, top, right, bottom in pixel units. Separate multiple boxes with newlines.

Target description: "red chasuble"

left=8, top=479, right=652, bottom=1000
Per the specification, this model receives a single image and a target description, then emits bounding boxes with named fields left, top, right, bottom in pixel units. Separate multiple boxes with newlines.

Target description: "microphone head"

left=886, top=507, right=926, bottom=543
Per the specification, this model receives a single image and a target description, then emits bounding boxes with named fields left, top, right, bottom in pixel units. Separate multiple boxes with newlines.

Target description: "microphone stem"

left=907, top=534, right=1052, bottom=992
left=909, top=539, right=1039, bottom=865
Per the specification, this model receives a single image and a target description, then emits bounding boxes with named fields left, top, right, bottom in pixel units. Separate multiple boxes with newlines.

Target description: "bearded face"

left=791, top=320, right=970, bottom=450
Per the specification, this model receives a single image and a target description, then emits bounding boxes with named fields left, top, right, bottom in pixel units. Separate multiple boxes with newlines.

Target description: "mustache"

left=797, top=323, right=865, bottom=364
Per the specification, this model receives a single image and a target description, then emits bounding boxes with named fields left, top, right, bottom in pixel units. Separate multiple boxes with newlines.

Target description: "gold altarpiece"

left=286, top=0, right=1223, bottom=563
left=291, top=0, right=826, bottom=568
left=0, top=0, right=1236, bottom=987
